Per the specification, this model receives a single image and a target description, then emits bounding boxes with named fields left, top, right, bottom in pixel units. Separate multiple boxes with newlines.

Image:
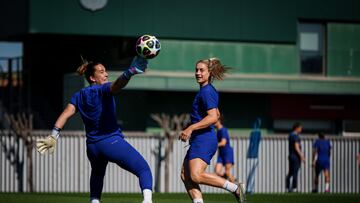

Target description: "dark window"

left=298, top=23, right=325, bottom=74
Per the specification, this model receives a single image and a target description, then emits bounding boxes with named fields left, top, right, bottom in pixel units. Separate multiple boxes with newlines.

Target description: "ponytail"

left=76, top=55, right=100, bottom=84
left=77, top=55, right=89, bottom=76
left=196, top=58, right=230, bottom=81
left=76, top=63, right=88, bottom=76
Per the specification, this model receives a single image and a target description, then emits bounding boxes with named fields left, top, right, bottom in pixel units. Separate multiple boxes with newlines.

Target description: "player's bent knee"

left=137, top=166, right=152, bottom=177
left=190, top=172, right=202, bottom=184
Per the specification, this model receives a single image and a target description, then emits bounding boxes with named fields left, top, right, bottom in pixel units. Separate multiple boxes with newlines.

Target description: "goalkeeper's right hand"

left=36, top=127, right=60, bottom=155
left=122, top=56, right=148, bottom=80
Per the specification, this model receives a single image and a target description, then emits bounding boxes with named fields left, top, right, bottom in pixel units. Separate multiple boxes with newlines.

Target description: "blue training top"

left=288, top=131, right=301, bottom=159
left=217, top=127, right=232, bottom=155
left=70, top=82, right=123, bottom=143
left=190, top=83, right=218, bottom=138
left=313, top=139, right=331, bottom=162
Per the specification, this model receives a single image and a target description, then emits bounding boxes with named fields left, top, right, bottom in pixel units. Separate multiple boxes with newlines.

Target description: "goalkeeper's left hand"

left=122, top=56, right=148, bottom=80
left=36, top=127, right=60, bottom=155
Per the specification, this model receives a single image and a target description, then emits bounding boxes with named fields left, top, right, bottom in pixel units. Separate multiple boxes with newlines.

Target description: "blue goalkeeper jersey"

left=70, top=82, right=123, bottom=143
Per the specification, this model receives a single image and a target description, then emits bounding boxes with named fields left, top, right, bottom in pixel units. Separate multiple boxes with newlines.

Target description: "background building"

left=1, top=0, right=360, bottom=135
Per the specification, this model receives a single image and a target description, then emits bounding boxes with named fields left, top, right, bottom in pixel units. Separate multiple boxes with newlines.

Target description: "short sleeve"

left=201, top=88, right=218, bottom=110
left=70, top=92, right=80, bottom=107
left=294, top=134, right=300, bottom=143
left=101, top=82, right=112, bottom=95
left=223, top=128, right=230, bottom=139
left=290, top=133, right=300, bottom=144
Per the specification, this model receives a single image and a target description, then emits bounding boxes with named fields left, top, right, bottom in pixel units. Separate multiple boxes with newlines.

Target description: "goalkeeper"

left=36, top=56, right=153, bottom=203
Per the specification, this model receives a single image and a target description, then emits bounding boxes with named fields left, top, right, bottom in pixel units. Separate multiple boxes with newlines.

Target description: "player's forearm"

left=295, top=143, right=304, bottom=158
left=189, top=114, right=218, bottom=131
left=110, top=56, right=148, bottom=94
left=296, top=149, right=303, bottom=157
left=312, top=151, right=316, bottom=162
left=54, top=104, right=76, bottom=131
left=110, top=76, right=129, bottom=94
left=218, top=139, right=227, bottom=147
left=54, top=115, right=68, bottom=130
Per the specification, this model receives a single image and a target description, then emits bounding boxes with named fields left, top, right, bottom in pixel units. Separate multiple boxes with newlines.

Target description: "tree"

left=151, top=113, right=189, bottom=192
left=4, top=112, right=34, bottom=192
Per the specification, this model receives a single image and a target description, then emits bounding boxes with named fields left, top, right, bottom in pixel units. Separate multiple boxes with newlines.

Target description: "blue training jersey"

left=217, top=127, right=232, bottom=154
left=190, top=83, right=218, bottom=137
left=288, top=131, right=301, bottom=158
left=313, top=139, right=331, bottom=162
left=70, top=82, right=122, bottom=143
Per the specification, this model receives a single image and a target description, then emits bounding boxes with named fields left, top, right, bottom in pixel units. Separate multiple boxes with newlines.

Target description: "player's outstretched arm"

left=36, top=104, right=76, bottom=155
left=110, top=56, right=148, bottom=94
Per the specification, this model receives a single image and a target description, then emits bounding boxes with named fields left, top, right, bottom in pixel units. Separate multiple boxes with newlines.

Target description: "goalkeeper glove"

left=36, top=127, right=60, bottom=155
left=122, top=56, right=148, bottom=80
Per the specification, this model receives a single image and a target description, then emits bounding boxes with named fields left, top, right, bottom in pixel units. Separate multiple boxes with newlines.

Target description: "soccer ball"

left=136, top=35, right=161, bottom=59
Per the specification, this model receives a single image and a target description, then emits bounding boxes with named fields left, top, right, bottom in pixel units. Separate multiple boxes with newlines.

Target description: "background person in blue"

left=36, top=56, right=153, bottom=203
left=214, top=116, right=236, bottom=183
left=312, top=132, right=332, bottom=193
left=285, top=122, right=305, bottom=193
left=246, top=118, right=262, bottom=194
left=179, top=58, right=245, bottom=203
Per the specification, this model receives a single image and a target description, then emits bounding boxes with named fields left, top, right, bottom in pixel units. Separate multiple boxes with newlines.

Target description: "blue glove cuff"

left=51, top=126, right=61, bottom=139
left=121, top=69, right=133, bottom=80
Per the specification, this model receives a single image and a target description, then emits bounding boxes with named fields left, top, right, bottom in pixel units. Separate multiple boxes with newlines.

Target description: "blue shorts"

left=217, top=147, right=234, bottom=165
left=185, top=131, right=217, bottom=165
left=315, top=159, right=330, bottom=175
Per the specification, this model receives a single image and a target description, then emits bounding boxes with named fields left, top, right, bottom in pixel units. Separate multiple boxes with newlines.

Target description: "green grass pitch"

left=0, top=193, right=359, bottom=203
